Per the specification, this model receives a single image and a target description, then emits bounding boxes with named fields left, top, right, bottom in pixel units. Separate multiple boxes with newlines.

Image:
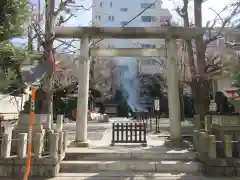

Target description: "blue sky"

left=11, top=0, right=231, bottom=46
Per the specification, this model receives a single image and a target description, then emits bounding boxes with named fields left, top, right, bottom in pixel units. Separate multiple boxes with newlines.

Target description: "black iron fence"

left=111, top=122, right=147, bottom=146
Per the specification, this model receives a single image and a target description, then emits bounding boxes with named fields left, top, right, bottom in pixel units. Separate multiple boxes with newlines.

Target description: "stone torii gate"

left=55, top=27, right=205, bottom=147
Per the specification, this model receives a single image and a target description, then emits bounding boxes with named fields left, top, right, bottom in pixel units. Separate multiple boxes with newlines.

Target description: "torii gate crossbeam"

left=55, top=26, right=205, bottom=147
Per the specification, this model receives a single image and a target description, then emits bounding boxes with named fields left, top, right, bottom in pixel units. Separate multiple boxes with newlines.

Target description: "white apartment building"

left=92, top=0, right=172, bottom=110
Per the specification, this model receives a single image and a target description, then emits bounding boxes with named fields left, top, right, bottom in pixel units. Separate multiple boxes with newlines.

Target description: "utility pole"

left=194, top=0, right=208, bottom=120
left=27, top=25, right=33, bottom=52
left=194, top=0, right=204, bottom=75
left=44, top=0, right=55, bottom=127
left=37, top=0, right=41, bottom=52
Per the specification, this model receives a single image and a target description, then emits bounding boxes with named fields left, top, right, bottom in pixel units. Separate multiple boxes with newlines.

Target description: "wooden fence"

left=111, top=122, right=147, bottom=146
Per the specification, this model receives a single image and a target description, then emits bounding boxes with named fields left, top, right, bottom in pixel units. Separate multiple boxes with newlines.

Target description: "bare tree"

left=176, top=0, right=240, bottom=119
left=21, top=0, right=93, bottom=113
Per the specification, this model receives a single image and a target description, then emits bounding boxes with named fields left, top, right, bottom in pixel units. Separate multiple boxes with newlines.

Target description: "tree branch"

left=53, top=0, right=68, bottom=17
left=205, top=4, right=240, bottom=44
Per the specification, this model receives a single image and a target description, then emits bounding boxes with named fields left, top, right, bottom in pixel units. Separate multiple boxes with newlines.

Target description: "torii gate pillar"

left=74, top=35, right=90, bottom=147
left=165, top=39, right=181, bottom=144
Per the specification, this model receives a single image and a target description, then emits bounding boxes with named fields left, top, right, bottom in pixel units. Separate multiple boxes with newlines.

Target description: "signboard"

left=209, top=100, right=217, bottom=112
left=154, top=98, right=160, bottom=111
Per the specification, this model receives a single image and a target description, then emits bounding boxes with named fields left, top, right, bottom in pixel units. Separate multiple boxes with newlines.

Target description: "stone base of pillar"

left=164, top=138, right=190, bottom=148
left=68, top=140, right=89, bottom=148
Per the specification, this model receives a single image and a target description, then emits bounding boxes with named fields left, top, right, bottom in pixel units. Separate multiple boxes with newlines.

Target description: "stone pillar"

left=50, top=133, right=59, bottom=159
left=224, top=134, right=232, bottom=158
left=58, top=131, right=64, bottom=154
left=1, top=133, right=11, bottom=158
left=75, top=35, right=90, bottom=147
left=34, top=133, right=44, bottom=158
left=56, top=115, right=63, bottom=133
left=63, top=131, right=68, bottom=152
left=17, top=133, right=27, bottom=158
left=208, top=135, right=216, bottom=159
left=165, top=39, right=181, bottom=144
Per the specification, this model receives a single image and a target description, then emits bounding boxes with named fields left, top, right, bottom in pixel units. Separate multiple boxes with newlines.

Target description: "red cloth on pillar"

left=73, top=108, right=77, bottom=121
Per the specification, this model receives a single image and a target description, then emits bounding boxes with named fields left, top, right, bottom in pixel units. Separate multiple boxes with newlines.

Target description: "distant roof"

left=20, top=53, right=77, bottom=86
left=160, top=8, right=172, bottom=19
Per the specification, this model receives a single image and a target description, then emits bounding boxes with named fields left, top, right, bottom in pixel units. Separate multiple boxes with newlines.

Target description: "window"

left=108, top=44, right=114, bottom=48
left=110, top=2, right=112, bottom=7
left=108, top=16, right=114, bottom=21
left=141, top=3, right=155, bottom=9
left=120, top=8, right=128, bottom=12
left=120, top=21, right=128, bottom=26
left=95, top=15, right=101, bottom=20
left=141, top=16, right=157, bottom=22
left=141, top=44, right=156, bottom=48
left=100, top=2, right=103, bottom=7
left=96, top=15, right=101, bottom=20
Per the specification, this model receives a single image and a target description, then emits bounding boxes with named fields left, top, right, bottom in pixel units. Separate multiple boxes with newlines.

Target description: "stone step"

left=50, top=173, right=239, bottom=180
left=0, top=173, right=238, bottom=180
left=42, top=172, right=218, bottom=180
left=65, top=148, right=197, bottom=161
left=60, top=160, right=201, bottom=173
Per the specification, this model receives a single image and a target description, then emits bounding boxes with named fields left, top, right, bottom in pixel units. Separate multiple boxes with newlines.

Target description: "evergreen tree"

left=0, top=0, right=29, bottom=94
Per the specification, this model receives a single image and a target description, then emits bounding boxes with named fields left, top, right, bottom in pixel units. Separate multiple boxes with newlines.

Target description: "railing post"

left=34, top=133, right=44, bottom=158
left=204, top=115, right=212, bottom=132
left=139, top=123, right=142, bottom=142
left=126, top=123, right=129, bottom=142
left=58, top=132, right=64, bottom=154
left=224, top=134, right=232, bottom=158
left=116, top=123, right=119, bottom=142
left=56, top=115, right=63, bottom=133
left=17, top=133, right=27, bottom=158
left=45, top=130, right=54, bottom=152
left=143, top=123, right=147, bottom=142
left=1, top=133, right=12, bottom=158
left=134, top=123, right=137, bottom=142
left=121, top=123, right=124, bottom=142
left=50, top=133, right=59, bottom=159
left=62, top=131, right=68, bottom=153
left=193, top=114, right=201, bottom=130
left=193, top=130, right=199, bottom=150
left=199, top=132, right=205, bottom=154
left=111, top=123, right=115, bottom=146
left=208, top=135, right=216, bottom=159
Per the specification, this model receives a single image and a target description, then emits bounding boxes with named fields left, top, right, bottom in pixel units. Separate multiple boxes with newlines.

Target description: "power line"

left=90, top=0, right=158, bottom=47
left=51, top=0, right=159, bottom=91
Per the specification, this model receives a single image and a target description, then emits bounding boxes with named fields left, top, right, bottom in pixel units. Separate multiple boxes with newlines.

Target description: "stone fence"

left=193, top=113, right=240, bottom=176
left=193, top=131, right=240, bottom=176
left=0, top=114, right=68, bottom=178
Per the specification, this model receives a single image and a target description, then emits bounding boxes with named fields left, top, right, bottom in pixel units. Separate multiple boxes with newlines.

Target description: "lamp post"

left=154, top=97, right=160, bottom=133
